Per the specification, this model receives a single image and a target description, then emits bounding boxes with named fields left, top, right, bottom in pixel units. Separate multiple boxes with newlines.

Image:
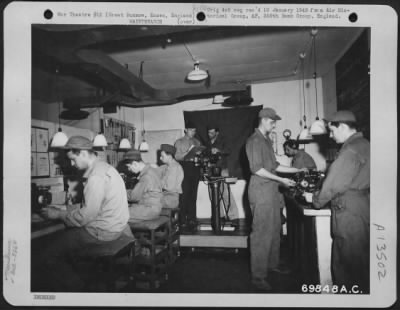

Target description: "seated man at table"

left=283, top=139, right=317, bottom=170
left=122, top=149, right=163, bottom=222
left=157, top=144, right=184, bottom=209
left=39, top=136, right=133, bottom=291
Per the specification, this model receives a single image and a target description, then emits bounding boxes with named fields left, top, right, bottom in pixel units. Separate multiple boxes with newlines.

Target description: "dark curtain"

left=184, top=105, right=262, bottom=179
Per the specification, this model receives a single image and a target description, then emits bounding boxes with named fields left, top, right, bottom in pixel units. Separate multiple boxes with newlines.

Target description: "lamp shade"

left=310, top=119, right=327, bottom=135
left=299, top=127, right=312, bottom=140
left=119, top=138, right=132, bottom=150
left=93, top=133, right=108, bottom=147
left=187, top=62, right=208, bottom=81
left=139, top=140, right=149, bottom=152
left=50, top=128, right=68, bottom=148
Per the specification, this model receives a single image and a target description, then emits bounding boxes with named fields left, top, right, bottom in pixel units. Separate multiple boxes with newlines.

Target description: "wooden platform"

left=179, top=219, right=249, bottom=249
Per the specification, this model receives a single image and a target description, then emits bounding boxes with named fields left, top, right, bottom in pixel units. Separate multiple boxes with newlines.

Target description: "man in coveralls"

left=246, top=108, right=302, bottom=291
left=206, top=124, right=239, bottom=221
left=174, top=121, right=203, bottom=231
left=304, top=110, right=370, bottom=293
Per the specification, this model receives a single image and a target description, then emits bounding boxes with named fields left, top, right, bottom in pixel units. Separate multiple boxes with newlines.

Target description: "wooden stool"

left=73, top=233, right=135, bottom=291
left=129, top=216, right=170, bottom=290
left=160, top=207, right=180, bottom=263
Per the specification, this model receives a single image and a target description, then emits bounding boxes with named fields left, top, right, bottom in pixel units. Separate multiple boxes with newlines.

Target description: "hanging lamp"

left=184, top=42, right=208, bottom=82
left=133, top=61, right=149, bottom=152
left=298, top=53, right=312, bottom=140
left=309, top=28, right=327, bottom=135
left=93, top=107, right=108, bottom=147
left=187, top=61, right=208, bottom=81
left=138, top=108, right=149, bottom=152
left=118, top=106, right=132, bottom=150
left=50, top=67, right=68, bottom=148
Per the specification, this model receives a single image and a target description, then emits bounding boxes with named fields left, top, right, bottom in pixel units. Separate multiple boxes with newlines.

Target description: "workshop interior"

left=30, top=24, right=370, bottom=293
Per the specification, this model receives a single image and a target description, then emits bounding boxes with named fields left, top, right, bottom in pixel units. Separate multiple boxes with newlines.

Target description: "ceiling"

left=32, top=25, right=364, bottom=110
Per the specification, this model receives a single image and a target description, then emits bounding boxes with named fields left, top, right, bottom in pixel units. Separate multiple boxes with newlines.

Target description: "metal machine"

left=290, top=169, right=326, bottom=200
left=31, top=183, right=52, bottom=213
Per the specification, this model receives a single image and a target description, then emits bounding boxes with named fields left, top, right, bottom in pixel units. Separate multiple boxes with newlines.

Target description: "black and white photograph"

left=2, top=2, right=397, bottom=308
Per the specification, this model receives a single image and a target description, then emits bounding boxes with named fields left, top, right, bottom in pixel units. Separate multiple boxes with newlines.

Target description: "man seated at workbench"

left=122, top=149, right=163, bottom=222
left=157, top=144, right=184, bottom=209
left=39, top=136, right=133, bottom=291
left=283, top=139, right=317, bottom=170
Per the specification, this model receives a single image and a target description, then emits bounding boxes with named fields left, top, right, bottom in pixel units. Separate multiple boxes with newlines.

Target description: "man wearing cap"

left=39, top=136, right=133, bottom=290
left=304, top=110, right=370, bottom=293
left=246, top=108, right=303, bottom=290
left=123, top=149, right=163, bottom=221
left=157, top=144, right=184, bottom=209
left=174, top=121, right=203, bottom=230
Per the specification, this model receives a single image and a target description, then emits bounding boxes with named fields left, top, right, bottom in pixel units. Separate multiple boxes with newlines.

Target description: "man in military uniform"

left=304, top=110, right=370, bottom=293
left=39, top=136, right=133, bottom=290
left=283, top=139, right=317, bottom=170
left=206, top=125, right=239, bottom=221
left=246, top=108, right=302, bottom=291
left=158, top=144, right=184, bottom=209
left=174, top=121, right=202, bottom=230
left=123, top=149, right=163, bottom=222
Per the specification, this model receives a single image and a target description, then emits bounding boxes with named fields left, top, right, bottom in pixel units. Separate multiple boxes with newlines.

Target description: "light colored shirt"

left=174, top=135, right=201, bottom=161
left=65, top=159, right=129, bottom=241
left=157, top=159, right=184, bottom=194
left=127, top=164, right=163, bottom=208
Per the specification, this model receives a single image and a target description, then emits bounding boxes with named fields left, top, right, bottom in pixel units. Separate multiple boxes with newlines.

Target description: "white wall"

left=322, top=67, right=338, bottom=120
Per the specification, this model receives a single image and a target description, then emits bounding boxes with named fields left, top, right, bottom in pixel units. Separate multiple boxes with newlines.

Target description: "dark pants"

left=331, top=191, right=370, bottom=293
left=35, top=226, right=132, bottom=291
left=179, top=161, right=200, bottom=224
left=248, top=179, right=281, bottom=281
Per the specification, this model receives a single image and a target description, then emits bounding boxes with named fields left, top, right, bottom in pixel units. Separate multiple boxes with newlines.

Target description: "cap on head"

left=160, top=144, right=176, bottom=156
left=207, top=123, right=219, bottom=131
left=329, top=110, right=356, bottom=123
left=258, top=107, right=282, bottom=120
left=63, top=136, right=93, bottom=150
left=123, top=149, right=142, bottom=162
left=185, top=121, right=196, bottom=129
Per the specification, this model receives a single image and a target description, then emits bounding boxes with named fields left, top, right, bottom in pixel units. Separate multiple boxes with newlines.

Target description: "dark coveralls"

left=246, top=128, right=283, bottom=281
left=292, top=150, right=317, bottom=170
left=205, top=134, right=230, bottom=170
left=174, top=135, right=202, bottom=225
left=313, top=132, right=370, bottom=292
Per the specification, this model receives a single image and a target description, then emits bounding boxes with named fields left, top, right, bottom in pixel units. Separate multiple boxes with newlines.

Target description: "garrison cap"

left=62, top=136, right=93, bottom=150
left=123, top=149, right=142, bottom=162
left=329, top=110, right=357, bottom=123
left=160, top=144, right=176, bottom=156
left=258, top=107, right=282, bottom=120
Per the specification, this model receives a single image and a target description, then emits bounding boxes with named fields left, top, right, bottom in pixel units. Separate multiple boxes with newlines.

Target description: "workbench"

left=284, top=193, right=332, bottom=289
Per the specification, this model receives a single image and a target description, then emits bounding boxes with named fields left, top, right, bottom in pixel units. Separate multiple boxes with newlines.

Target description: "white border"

left=3, top=2, right=397, bottom=307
